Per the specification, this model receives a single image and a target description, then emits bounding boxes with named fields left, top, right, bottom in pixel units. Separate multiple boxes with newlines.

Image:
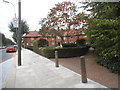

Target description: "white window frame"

left=31, top=37, right=34, bottom=41
left=63, top=37, right=66, bottom=40
left=52, top=42, right=55, bottom=45
left=57, top=36, right=60, bottom=39
left=31, top=43, right=33, bottom=46
left=52, top=38, right=54, bottom=40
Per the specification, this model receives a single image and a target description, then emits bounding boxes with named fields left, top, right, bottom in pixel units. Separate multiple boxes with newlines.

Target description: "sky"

left=0, top=0, right=83, bottom=41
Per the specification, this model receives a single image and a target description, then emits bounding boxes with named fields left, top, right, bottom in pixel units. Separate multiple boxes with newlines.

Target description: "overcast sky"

left=0, top=0, right=83, bottom=41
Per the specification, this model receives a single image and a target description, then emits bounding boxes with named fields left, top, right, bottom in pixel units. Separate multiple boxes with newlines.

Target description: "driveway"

left=50, top=52, right=119, bottom=88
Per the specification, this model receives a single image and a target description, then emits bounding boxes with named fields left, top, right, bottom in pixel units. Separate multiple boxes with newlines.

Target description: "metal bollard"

left=55, top=51, right=59, bottom=67
left=80, top=56, right=87, bottom=83
left=118, top=74, right=120, bottom=90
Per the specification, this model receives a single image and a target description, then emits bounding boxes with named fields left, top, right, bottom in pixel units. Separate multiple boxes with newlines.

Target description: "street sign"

left=12, top=17, right=18, bottom=28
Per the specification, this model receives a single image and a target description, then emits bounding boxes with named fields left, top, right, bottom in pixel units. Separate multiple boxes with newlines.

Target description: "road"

left=0, top=49, right=16, bottom=88
left=0, top=49, right=15, bottom=63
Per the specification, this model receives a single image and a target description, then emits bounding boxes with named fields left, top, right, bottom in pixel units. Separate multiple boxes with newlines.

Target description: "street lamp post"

left=18, top=0, right=22, bottom=66
left=3, top=0, right=22, bottom=66
left=3, top=0, right=16, bottom=18
left=3, top=0, right=18, bottom=43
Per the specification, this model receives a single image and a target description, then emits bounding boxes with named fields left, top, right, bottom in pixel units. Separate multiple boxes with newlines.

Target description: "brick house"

left=22, top=31, right=41, bottom=47
left=23, top=29, right=87, bottom=47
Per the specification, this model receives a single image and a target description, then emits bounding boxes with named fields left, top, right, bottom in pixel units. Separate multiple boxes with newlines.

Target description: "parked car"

left=6, top=46, right=17, bottom=52
left=0, top=46, right=6, bottom=49
left=14, top=45, right=18, bottom=49
left=0, top=46, right=3, bottom=49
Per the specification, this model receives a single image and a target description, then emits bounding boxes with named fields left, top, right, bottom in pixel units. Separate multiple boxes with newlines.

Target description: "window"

left=52, top=42, right=55, bottom=45
left=52, top=38, right=54, bottom=40
left=31, top=43, right=33, bottom=46
left=31, top=38, right=34, bottom=41
left=57, top=36, right=60, bottom=39
left=63, top=37, right=66, bottom=40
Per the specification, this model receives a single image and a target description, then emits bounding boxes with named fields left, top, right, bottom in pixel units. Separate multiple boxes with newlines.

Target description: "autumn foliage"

left=39, top=1, right=88, bottom=43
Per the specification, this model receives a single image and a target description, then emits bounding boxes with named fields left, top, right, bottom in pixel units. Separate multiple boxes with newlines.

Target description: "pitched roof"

left=24, top=31, right=40, bottom=37
left=23, top=28, right=86, bottom=38
left=35, top=37, right=41, bottom=40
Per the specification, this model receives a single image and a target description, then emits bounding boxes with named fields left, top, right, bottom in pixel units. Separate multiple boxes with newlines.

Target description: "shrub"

left=97, top=58, right=120, bottom=74
left=38, top=39, right=48, bottom=47
left=33, top=39, right=39, bottom=54
left=76, top=39, right=86, bottom=46
left=38, top=46, right=89, bottom=58
left=33, top=39, right=49, bottom=53
left=55, top=46, right=63, bottom=49
left=26, top=45, right=33, bottom=51
left=62, top=43, right=77, bottom=47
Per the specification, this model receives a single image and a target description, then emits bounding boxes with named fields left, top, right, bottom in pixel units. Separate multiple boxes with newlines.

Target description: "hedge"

left=33, top=46, right=89, bottom=58
left=38, top=39, right=48, bottom=47
left=25, top=45, right=33, bottom=51
left=62, top=43, right=77, bottom=47
left=97, top=59, right=120, bottom=74
left=76, top=39, right=86, bottom=46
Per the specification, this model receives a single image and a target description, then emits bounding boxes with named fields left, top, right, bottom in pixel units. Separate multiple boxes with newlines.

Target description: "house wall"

left=23, top=35, right=86, bottom=47
left=23, top=37, right=39, bottom=47
left=43, top=35, right=85, bottom=46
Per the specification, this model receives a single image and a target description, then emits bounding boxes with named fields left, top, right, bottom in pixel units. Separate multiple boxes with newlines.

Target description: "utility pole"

left=18, top=0, right=21, bottom=66
left=3, top=0, right=21, bottom=66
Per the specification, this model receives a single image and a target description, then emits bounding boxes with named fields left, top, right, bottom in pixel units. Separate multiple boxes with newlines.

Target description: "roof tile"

left=24, top=31, right=40, bottom=37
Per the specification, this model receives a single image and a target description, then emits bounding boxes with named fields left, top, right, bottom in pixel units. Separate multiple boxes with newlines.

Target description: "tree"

left=0, top=32, right=15, bottom=46
left=48, top=1, right=77, bottom=30
left=0, top=33, right=6, bottom=46
left=8, top=20, right=29, bottom=43
left=83, top=2, right=120, bottom=61
left=39, top=1, right=88, bottom=43
left=5, top=38, right=15, bottom=45
left=40, top=1, right=78, bottom=41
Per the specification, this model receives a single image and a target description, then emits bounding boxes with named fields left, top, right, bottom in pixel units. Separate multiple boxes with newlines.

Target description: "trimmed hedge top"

left=62, top=43, right=77, bottom=47
left=34, top=46, right=89, bottom=58
left=76, top=39, right=86, bottom=46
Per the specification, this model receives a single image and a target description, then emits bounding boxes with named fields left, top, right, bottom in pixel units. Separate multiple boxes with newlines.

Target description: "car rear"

left=6, top=47, right=17, bottom=52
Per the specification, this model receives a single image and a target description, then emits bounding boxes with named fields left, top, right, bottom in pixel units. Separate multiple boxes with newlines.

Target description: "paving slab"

left=7, top=48, right=110, bottom=88
left=0, top=56, right=16, bottom=89
left=1, top=48, right=112, bottom=89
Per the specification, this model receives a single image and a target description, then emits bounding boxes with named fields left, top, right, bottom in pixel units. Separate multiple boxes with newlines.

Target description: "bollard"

left=89, top=47, right=95, bottom=54
left=55, top=51, right=59, bottom=67
left=118, top=73, right=120, bottom=90
left=80, top=56, right=87, bottom=83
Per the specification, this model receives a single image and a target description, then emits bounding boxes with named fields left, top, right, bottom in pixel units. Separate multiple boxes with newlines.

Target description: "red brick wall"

left=23, top=35, right=86, bottom=47
left=23, top=37, right=39, bottom=47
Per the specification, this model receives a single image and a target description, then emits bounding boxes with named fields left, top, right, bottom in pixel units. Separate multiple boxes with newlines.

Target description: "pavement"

left=1, top=48, right=111, bottom=89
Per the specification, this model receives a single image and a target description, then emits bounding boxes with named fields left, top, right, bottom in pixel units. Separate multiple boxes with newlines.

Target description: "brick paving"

left=50, top=52, right=119, bottom=89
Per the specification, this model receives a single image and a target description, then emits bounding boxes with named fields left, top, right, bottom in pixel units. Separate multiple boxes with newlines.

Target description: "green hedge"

left=33, top=46, right=89, bottom=58
left=25, top=45, right=33, bottom=51
left=76, top=39, right=86, bottom=46
left=62, top=43, right=77, bottom=47
left=38, top=39, right=48, bottom=47
left=97, top=59, right=120, bottom=74
left=33, top=39, right=38, bottom=54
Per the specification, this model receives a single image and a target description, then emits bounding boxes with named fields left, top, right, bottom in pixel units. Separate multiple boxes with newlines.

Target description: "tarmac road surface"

left=0, top=49, right=15, bottom=63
